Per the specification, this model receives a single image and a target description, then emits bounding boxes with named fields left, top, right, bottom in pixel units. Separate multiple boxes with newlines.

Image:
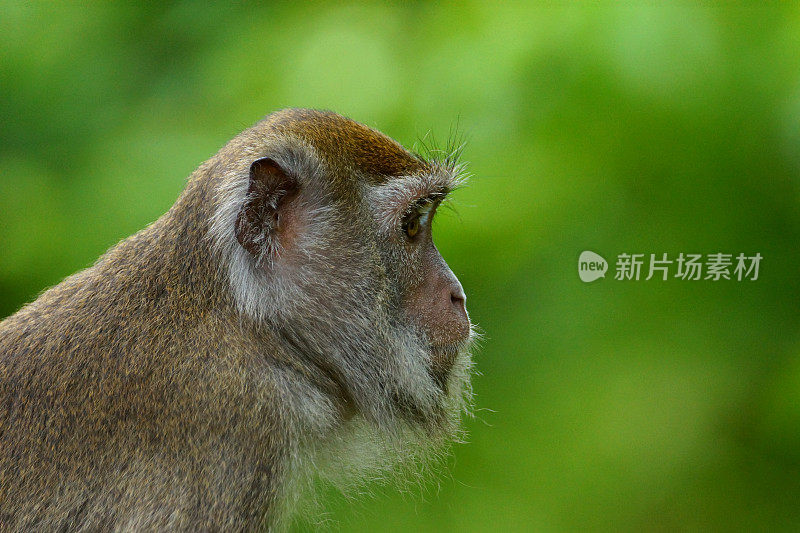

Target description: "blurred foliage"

left=3, top=2, right=800, bottom=531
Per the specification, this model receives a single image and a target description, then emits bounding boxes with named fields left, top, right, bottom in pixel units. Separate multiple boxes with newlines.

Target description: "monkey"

left=0, top=108, right=475, bottom=531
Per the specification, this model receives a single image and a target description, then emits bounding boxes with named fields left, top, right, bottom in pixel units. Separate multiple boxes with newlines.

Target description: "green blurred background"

left=3, top=2, right=800, bottom=531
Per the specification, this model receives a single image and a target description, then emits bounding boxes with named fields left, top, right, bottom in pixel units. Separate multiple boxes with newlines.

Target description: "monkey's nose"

left=449, top=287, right=468, bottom=324
left=450, top=288, right=466, bottom=308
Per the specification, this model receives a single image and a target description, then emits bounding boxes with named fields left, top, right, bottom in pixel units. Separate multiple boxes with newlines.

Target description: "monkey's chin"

left=429, top=343, right=464, bottom=393
left=429, top=331, right=476, bottom=394
left=423, top=334, right=475, bottom=435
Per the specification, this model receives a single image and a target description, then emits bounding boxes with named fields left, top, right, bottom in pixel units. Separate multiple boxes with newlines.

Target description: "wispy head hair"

left=413, top=119, right=470, bottom=180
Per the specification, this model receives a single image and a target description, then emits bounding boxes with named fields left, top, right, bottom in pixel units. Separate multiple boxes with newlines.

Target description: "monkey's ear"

left=235, top=157, right=299, bottom=259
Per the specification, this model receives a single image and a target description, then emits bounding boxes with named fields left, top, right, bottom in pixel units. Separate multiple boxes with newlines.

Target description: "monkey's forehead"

left=259, top=108, right=431, bottom=183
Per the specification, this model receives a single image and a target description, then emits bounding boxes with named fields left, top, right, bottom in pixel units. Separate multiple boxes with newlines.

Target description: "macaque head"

left=211, top=109, right=476, bottom=441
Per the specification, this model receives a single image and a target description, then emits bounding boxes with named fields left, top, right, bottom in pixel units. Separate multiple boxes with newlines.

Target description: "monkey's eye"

left=402, top=200, right=434, bottom=240
left=403, top=215, right=421, bottom=239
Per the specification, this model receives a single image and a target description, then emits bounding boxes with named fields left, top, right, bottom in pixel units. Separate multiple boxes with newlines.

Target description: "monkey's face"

left=402, top=234, right=471, bottom=391
left=369, top=177, right=473, bottom=393
left=212, top=110, right=475, bottom=434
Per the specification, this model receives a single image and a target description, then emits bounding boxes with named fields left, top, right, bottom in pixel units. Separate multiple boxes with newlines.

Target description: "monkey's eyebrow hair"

left=405, top=190, right=448, bottom=213
left=368, top=170, right=465, bottom=231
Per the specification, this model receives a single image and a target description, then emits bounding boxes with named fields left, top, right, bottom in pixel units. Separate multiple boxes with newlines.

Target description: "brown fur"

left=266, top=108, right=430, bottom=181
left=0, top=109, right=472, bottom=531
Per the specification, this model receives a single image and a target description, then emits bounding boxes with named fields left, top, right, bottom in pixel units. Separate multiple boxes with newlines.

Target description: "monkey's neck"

left=91, top=182, right=233, bottom=324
